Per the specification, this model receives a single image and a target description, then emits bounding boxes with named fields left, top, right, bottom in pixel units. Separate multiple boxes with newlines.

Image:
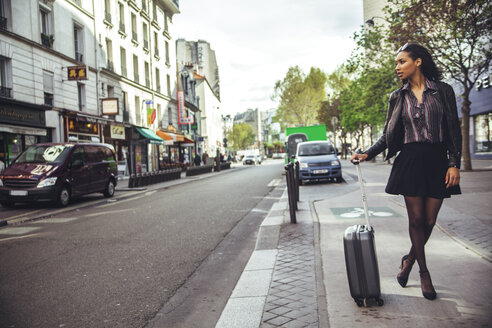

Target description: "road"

left=0, top=161, right=283, bottom=328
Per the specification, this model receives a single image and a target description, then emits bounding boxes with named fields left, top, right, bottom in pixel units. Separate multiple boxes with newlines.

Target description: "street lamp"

left=365, top=16, right=387, bottom=27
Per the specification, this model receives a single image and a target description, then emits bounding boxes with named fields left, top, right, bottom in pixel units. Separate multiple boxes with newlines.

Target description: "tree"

left=385, top=0, right=492, bottom=170
left=227, top=123, right=256, bottom=151
left=272, top=66, right=327, bottom=127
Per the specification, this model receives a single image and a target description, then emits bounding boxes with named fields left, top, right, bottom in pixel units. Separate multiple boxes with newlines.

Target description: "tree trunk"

left=461, top=96, right=472, bottom=171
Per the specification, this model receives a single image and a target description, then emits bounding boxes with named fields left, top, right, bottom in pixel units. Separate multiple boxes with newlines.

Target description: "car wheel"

left=104, top=179, right=115, bottom=198
left=57, top=185, right=71, bottom=207
left=335, top=177, right=343, bottom=183
left=0, top=201, right=15, bottom=207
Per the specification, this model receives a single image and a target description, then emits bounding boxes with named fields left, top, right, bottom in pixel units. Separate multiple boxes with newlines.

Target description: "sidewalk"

left=216, top=159, right=492, bottom=327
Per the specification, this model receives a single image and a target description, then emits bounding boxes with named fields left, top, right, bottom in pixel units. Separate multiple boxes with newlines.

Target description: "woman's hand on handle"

left=445, top=167, right=460, bottom=188
left=350, top=153, right=369, bottom=163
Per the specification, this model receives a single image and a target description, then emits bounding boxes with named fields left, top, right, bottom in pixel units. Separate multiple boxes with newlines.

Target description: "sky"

left=173, top=0, right=364, bottom=116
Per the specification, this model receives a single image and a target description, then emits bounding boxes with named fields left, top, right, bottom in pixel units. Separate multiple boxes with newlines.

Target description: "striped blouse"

left=401, top=79, right=445, bottom=144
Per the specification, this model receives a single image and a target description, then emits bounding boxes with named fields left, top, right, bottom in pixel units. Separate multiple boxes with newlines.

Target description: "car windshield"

left=14, top=145, right=73, bottom=164
left=298, top=143, right=335, bottom=156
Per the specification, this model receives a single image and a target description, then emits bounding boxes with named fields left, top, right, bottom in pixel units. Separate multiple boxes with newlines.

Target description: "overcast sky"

left=174, top=0, right=363, bottom=116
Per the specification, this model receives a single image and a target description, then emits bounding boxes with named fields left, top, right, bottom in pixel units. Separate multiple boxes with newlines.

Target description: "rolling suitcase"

left=343, top=159, right=384, bottom=307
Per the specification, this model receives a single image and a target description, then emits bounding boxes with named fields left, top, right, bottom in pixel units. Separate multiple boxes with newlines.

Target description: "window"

left=141, top=0, right=147, bottom=13
left=43, top=71, right=54, bottom=106
left=144, top=61, right=150, bottom=87
left=167, top=107, right=172, bottom=125
left=475, top=113, right=491, bottom=153
left=165, top=40, right=169, bottom=65
left=107, top=85, right=114, bottom=98
left=40, top=6, right=53, bottom=48
left=106, top=38, right=113, bottom=71
left=133, top=55, right=139, bottom=83
left=166, top=74, right=171, bottom=96
left=122, top=91, right=129, bottom=121
left=163, top=10, right=168, bottom=32
left=74, top=24, right=84, bottom=62
left=135, top=96, right=141, bottom=125
left=120, top=47, right=127, bottom=77
left=0, top=56, right=12, bottom=98
left=143, top=22, right=148, bottom=50
left=157, top=103, right=161, bottom=126
left=0, top=0, right=11, bottom=31
left=131, top=13, right=137, bottom=42
left=154, top=32, right=159, bottom=57
left=152, top=2, right=157, bottom=21
left=118, top=2, right=125, bottom=33
left=155, top=67, right=160, bottom=93
left=77, top=83, right=86, bottom=112
left=104, top=0, right=111, bottom=23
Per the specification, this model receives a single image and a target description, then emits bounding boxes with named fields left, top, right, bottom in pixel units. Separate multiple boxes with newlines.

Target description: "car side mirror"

left=71, top=159, right=83, bottom=169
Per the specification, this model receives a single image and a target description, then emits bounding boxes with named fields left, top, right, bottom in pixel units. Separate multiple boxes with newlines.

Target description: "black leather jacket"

left=364, top=81, right=462, bottom=168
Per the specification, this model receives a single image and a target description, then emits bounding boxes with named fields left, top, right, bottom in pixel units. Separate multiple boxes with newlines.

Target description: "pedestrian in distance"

left=351, top=43, right=462, bottom=301
left=202, top=152, right=209, bottom=165
left=194, top=153, right=201, bottom=166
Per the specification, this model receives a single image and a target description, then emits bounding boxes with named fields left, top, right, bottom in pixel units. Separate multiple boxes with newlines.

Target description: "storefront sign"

left=102, top=98, right=119, bottom=115
left=67, top=66, right=88, bottom=80
left=0, top=104, right=46, bottom=127
left=146, top=100, right=156, bottom=125
left=177, top=91, right=194, bottom=125
left=476, top=74, right=491, bottom=91
left=110, top=125, right=125, bottom=140
left=67, top=118, right=99, bottom=135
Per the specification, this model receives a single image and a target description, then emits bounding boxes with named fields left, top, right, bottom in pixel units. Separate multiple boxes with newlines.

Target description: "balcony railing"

left=0, top=17, right=7, bottom=30
left=41, top=33, right=54, bottom=48
left=0, top=86, right=12, bottom=98
left=119, top=22, right=125, bottom=33
left=44, top=93, right=53, bottom=106
left=154, top=48, right=159, bottom=57
left=121, top=66, right=127, bottom=77
left=132, top=32, right=138, bottom=42
left=107, top=60, right=114, bottom=71
left=105, top=12, right=112, bottom=24
left=75, top=52, right=83, bottom=62
left=143, top=40, right=149, bottom=50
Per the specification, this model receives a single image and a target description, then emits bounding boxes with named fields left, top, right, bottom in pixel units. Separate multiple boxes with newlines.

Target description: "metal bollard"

left=284, top=163, right=297, bottom=224
left=294, top=161, right=300, bottom=204
left=128, top=174, right=135, bottom=188
left=142, top=172, right=149, bottom=186
left=134, top=173, right=141, bottom=187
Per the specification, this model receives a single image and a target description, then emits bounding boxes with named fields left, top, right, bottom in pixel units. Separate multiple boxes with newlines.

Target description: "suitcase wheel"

left=376, top=298, right=384, bottom=306
left=355, top=299, right=364, bottom=307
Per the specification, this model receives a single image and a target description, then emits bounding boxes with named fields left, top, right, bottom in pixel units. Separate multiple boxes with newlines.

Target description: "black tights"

left=403, top=196, right=443, bottom=272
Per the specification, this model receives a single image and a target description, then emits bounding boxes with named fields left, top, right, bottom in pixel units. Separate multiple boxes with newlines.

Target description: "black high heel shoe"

left=396, top=255, right=414, bottom=287
left=419, top=270, right=437, bottom=300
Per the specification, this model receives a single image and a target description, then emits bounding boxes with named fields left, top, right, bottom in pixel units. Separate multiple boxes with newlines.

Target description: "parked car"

left=0, top=143, right=118, bottom=207
left=243, top=155, right=260, bottom=165
left=295, top=141, right=342, bottom=183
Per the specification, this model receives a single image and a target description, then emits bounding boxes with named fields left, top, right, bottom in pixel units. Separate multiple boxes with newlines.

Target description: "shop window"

left=74, top=24, right=84, bottom=62
left=43, top=70, right=54, bottom=106
left=475, top=113, right=491, bottom=153
left=0, top=55, right=12, bottom=98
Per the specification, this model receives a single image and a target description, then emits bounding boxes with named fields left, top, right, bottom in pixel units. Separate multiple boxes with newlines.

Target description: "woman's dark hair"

left=398, top=43, right=443, bottom=82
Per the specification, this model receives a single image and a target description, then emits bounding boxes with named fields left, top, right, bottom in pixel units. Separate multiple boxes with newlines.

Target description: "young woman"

left=351, top=43, right=462, bottom=300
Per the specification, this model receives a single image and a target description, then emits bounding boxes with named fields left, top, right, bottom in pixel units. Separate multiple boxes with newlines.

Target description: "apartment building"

left=0, top=0, right=181, bottom=175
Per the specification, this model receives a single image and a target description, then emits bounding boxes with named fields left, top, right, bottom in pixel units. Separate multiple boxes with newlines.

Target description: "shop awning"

left=156, top=130, right=175, bottom=145
left=136, top=127, right=164, bottom=144
left=180, top=136, right=195, bottom=147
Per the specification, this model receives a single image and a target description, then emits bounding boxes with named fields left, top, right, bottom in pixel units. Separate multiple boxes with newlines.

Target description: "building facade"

left=0, top=0, right=184, bottom=175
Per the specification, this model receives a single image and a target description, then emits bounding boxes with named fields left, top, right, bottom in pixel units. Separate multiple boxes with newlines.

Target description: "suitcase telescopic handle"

left=352, top=157, right=371, bottom=229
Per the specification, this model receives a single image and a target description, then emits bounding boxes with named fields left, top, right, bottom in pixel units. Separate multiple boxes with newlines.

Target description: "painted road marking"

left=330, top=207, right=401, bottom=219
left=268, top=179, right=281, bottom=187
left=0, top=226, right=41, bottom=235
left=1, top=209, right=43, bottom=221
left=84, top=208, right=132, bottom=217
left=0, top=233, right=48, bottom=242
left=37, top=217, right=80, bottom=224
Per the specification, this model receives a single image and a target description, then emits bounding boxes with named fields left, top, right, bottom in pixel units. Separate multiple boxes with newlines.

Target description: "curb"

left=215, top=187, right=288, bottom=328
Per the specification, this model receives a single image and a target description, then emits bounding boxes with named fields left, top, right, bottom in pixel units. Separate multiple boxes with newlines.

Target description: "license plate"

left=313, top=169, right=328, bottom=174
left=10, top=190, right=28, bottom=196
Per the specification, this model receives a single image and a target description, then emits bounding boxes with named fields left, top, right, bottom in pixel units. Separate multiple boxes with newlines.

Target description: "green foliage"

left=227, top=123, right=256, bottom=151
left=272, top=66, right=327, bottom=127
left=384, top=0, right=492, bottom=170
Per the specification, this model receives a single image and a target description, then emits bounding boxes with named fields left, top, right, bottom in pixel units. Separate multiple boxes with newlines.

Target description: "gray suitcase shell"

left=343, top=224, right=383, bottom=306
left=343, top=159, right=384, bottom=307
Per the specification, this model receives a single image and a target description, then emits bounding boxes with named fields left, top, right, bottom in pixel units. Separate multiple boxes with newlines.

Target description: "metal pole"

left=285, top=163, right=297, bottom=224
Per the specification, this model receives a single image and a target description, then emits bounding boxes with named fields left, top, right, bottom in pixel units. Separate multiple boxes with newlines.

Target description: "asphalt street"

left=0, top=161, right=283, bottom=328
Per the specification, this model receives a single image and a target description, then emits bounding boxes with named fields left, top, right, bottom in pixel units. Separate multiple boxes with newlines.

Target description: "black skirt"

left=385, top=142, right=461, bottom=199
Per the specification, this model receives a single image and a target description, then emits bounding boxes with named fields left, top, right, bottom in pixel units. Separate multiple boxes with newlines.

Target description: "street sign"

left=67, top=66, right=88, bottom=80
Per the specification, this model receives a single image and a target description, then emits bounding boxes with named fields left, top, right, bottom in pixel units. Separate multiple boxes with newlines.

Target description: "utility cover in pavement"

left=330, top=207, right=401, bottom=219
